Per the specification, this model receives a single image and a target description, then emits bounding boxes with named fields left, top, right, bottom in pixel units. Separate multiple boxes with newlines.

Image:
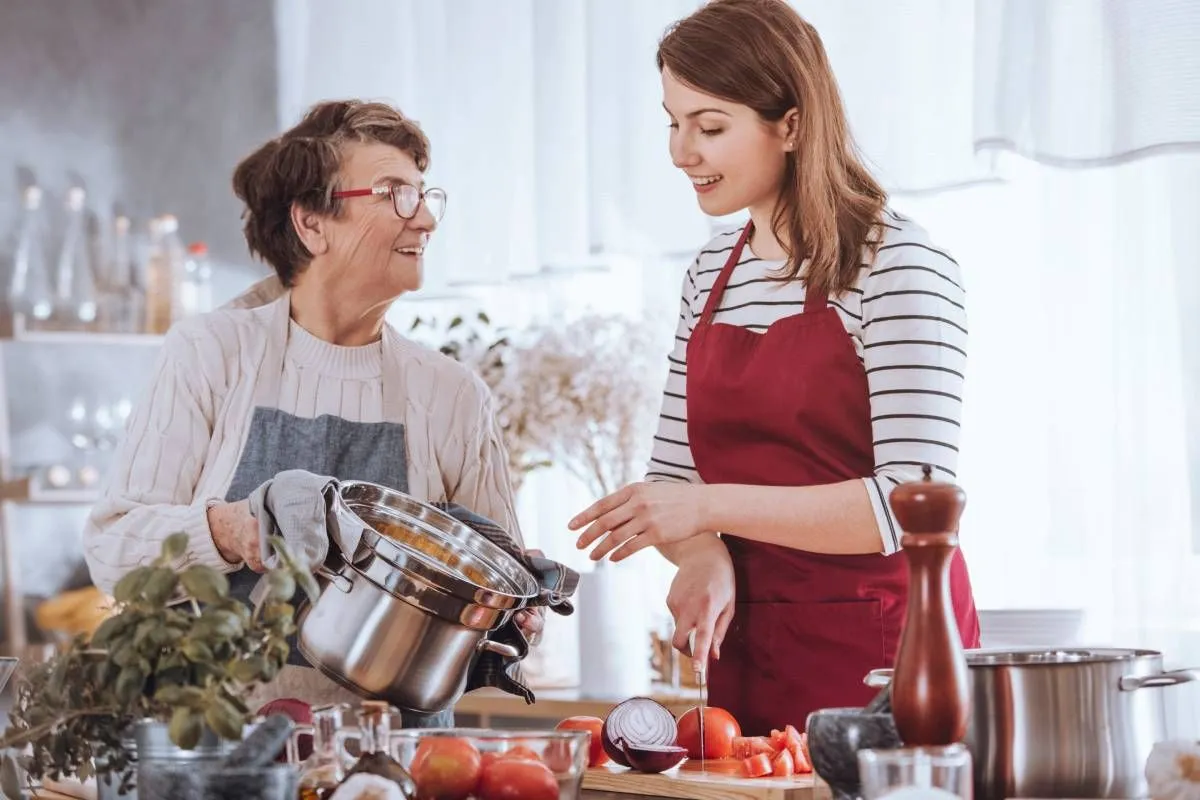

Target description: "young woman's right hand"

left=206, top=499, right=264, bottom=571
left=667, top=535, right=736, bottom=671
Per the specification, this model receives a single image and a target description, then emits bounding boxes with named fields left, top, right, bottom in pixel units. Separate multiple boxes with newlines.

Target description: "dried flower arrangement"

left=410, top=310, right=665, bottom=501
left=409, top=312, right=554, bottom=492
left=516, top=313, right=664, bottom=499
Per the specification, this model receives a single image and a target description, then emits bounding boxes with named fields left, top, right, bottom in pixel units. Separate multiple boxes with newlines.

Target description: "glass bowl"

left=135, top=761, right=298, bottom=800
left=390, top=727, right=591, bottom=800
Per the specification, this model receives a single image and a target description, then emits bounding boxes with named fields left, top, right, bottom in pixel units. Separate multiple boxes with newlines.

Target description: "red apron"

left=688, top=223, right=981, bottom=736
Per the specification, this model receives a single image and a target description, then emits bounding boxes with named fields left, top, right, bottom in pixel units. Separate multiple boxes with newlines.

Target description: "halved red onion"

left=620, top=741, right=689, bottom=774
left=601, top=697, right=679, bottom=767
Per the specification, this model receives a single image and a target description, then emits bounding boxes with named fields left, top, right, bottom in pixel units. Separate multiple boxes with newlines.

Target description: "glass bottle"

left=295, top=704, right=355, bottom=800
left=103, top=216, right=143, bottom=333
left=178, top=240, right=213, bottom=317
left=6, top=185, right=55, bottom=331
left=144, top=214, right=184, bottom=333
left=336, top=701, right=416, bottom=799
left=53, top=186, right=98, bottom=331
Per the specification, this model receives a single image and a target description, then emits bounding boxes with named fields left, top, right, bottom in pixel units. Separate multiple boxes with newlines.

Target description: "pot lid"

left=966, top=647, right=1161, bottom=666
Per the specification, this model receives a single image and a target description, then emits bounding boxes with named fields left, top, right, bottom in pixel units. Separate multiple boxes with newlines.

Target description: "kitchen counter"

left=578, top=762, right=826, bottom=799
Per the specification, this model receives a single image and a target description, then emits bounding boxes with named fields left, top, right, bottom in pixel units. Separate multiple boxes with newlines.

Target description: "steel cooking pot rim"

left=336, top=481, right=540, bottom=600
left=350, top=507, right=538, bottom=601
left=964, top=645, right=1163, bottom=666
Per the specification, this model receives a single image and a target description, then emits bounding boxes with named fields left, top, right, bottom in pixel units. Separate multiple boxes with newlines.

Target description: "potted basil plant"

left=0, top=532, right=317, bottom=798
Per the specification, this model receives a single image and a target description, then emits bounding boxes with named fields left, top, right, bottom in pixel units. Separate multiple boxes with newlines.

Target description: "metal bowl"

left=333, top=481, right=539, bottom=610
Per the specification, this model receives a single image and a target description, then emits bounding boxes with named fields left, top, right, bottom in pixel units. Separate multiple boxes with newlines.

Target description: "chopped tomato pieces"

left=771, top=747, right=795, bottom=777
left=742, top=753, right=773, bottom=778
left=735, top=725, right=813, bottom=778
left=730, top=736, right=775, bottom=760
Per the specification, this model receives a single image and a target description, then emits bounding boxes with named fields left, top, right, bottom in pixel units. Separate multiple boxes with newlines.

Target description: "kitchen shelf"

left=1, top=478, right=99, bottom=505
left=4, top=313, right=165, bottom=347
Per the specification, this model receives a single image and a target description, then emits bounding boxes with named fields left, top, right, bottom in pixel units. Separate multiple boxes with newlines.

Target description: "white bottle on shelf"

left=179, top=240, right=213, bottom=318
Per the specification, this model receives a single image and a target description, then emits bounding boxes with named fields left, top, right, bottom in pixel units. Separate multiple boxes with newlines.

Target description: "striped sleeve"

left=644, top=264, right=701, bottom=484
left=860, top=234, right=967, bottom=554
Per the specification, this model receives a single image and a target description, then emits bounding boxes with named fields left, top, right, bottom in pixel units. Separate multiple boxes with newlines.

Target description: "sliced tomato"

left=789, top=733, right=813, bottom=774
left=771, top=746, right=795, bottom=777
left=731, top=736, right=776, bottom=760
left=742, top=753, right=773, bottom=778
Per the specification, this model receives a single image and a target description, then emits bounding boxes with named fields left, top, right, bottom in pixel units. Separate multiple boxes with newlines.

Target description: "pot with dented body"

left=296, top=481, right=541, bottom=714
left=865, top=647, right=1200, bottom=800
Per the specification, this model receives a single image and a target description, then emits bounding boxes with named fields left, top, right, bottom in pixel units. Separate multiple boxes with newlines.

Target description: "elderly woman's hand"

left=515, top=548, right=547, bottom=646
left=206, top=499, right=264, bottom=571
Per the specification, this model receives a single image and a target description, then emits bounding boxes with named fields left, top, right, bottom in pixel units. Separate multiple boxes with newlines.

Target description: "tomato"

left=478, top=757, right=559, bottom=800
left=409, top=737, right=482, bottom=800
left=742, top=753, right=773, bottom=778
left=556, top=715, right=609, bottom=767
left=500, top=744, right=542, bottom=762
left=675, top=706, right=742, bottom=760
left=771, top=746, right=795, bottom=777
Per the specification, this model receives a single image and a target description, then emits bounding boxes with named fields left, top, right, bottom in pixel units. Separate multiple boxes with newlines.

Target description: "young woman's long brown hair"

left=657, top=0, right=887, bottom=298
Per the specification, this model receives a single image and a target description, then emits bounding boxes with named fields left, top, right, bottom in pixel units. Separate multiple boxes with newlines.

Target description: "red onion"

left=620, top=742, right=689, bottom=774
left=601, top=697, right=679, bottom=767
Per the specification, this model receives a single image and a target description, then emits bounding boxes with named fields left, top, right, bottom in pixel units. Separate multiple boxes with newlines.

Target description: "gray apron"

left=224, top=298, right=453, bottom=728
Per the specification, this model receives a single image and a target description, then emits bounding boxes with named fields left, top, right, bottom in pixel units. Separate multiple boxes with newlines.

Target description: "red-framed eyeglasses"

left=331, top=183, right=447, bottom=222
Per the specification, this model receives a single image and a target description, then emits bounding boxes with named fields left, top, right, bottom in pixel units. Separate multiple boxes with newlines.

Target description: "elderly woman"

left=82, top=100, right=542, bottom=725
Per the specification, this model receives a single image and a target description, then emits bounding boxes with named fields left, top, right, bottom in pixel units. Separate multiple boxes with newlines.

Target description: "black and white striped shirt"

left=644, top=209, right=966, bottom=555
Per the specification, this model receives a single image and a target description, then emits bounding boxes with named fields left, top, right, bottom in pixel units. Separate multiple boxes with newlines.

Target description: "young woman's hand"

left=569, top=481, right=708, bottom=562
left=667, top=537, right=736, bottom=669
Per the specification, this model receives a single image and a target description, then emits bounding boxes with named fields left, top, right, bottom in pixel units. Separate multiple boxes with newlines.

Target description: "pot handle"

left=316, top=564, right=354, bottom=594
left=864, top=668, right=894, bottom=689
left=477, top=638, right=522, bottom=659
left=1119, top=668, right=1200, bottom=691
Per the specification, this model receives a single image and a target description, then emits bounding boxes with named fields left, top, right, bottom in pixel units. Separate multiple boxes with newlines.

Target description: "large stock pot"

left=865, top=647, right=1199, bottom=799
left=297, top=481, right=541, bottom=713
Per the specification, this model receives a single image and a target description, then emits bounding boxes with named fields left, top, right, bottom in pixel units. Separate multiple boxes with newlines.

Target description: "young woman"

left=570, top=0, right=981, bottom=733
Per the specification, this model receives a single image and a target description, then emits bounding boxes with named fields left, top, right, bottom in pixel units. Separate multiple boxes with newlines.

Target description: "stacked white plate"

left=977, top=608, right=1086, bottom=649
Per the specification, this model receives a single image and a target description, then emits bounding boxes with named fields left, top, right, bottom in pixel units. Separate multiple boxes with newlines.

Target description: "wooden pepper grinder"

left=888, top=464, right=970, bottom=746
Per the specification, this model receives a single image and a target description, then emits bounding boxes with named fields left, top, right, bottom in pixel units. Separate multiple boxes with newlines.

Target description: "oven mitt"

left=244, top=469, right=339, bottom=607
left=430, top=502, right=578, bottom=705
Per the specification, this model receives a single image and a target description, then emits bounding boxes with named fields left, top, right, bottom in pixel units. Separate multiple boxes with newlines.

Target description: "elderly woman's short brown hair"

left=231, top=100, right=430, bottom=287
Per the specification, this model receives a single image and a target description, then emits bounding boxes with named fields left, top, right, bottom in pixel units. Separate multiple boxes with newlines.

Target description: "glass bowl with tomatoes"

left=390, top=727, right=592, bottom=800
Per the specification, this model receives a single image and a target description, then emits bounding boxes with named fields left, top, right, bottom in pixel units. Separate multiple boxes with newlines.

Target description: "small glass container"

left=857, top=744, right=973, bottom=800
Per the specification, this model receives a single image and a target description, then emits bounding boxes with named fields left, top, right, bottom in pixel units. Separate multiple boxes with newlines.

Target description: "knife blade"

left=689, top=629, right=706, bottom=767
left=696, top=658, right=707, bottom=767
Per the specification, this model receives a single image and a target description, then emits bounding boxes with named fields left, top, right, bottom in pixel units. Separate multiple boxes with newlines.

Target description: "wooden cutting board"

left=583, top=759, right=821, bottom=800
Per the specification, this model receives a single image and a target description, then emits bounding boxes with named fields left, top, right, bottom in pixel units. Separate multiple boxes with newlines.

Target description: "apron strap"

left=248, top=292, right=292, bottom=410
left=697, top=223, right=829, bottom=321
left=803, top=278, right=828, bottom=314
left=698, top=222, right=754, bottom=327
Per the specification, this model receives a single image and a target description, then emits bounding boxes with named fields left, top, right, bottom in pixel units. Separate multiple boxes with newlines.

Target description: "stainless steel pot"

left=297, top=482, right=540, bottom=713
left=865, top=647, right=1199, bottom=799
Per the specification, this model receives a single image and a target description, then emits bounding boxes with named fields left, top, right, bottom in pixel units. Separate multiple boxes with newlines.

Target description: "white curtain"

left=274, top=0, right=1200, bottom=682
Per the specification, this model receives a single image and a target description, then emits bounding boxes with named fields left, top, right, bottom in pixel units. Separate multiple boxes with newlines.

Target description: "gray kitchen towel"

left=245, top=469, right=339, bottom=608
left=244, top=470, right=578, bottom=704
